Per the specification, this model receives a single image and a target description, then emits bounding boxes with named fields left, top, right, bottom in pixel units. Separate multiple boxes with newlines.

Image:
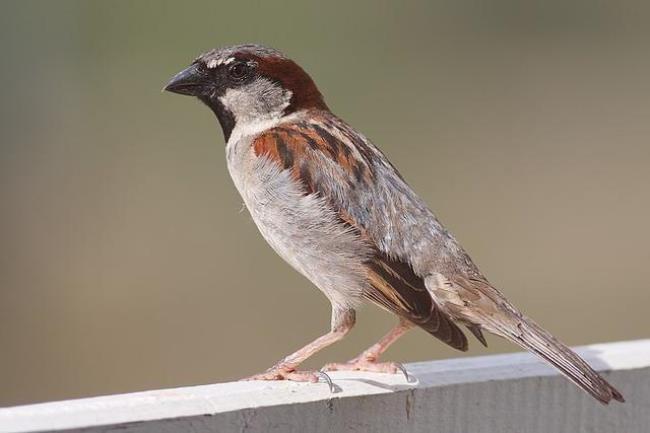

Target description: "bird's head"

left=164, top=44, right=327, bottom=141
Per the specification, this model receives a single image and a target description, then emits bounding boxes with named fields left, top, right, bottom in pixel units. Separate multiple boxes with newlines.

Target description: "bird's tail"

left=486, top=311, right=624, bottom=404
left=428, top=274, right=624, bottom=404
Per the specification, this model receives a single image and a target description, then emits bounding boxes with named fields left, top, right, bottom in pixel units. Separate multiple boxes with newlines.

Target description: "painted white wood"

left=1, top=339, right=648, bottom=433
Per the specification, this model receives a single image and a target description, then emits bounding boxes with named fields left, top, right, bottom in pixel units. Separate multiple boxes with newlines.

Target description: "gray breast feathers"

left=227, top=136, right=373, bottom=309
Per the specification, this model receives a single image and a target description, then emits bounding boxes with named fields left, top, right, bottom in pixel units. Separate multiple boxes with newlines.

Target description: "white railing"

left=1, top=339, right=648, bottom=433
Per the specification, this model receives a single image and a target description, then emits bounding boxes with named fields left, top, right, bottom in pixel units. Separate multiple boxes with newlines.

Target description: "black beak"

left=164, top=64, right=205, bottom=96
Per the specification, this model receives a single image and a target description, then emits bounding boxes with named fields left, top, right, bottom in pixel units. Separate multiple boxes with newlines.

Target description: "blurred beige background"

left=1, top=0, right=649, bottom=406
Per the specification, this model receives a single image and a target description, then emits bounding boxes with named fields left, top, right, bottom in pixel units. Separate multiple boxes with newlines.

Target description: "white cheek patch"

left=220, top=78, right=294, bottom=144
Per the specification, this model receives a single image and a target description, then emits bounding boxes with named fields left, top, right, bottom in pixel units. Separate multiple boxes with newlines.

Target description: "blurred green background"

left=1, top=0, right=649, bottom=406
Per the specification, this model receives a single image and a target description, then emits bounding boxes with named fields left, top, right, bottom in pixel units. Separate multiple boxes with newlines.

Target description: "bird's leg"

left=243, top=307, right=355, bottom=384
left=322, top=319, right=413, bottom=376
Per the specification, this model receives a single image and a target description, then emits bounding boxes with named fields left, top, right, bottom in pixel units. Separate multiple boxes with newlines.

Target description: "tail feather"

left=489, top=314, right=624, bottom=404
left=426, top=274, right=624, bottom=404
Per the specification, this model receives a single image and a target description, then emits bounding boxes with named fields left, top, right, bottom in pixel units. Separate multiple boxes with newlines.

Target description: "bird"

left=164, top=44, right=624, bottom=404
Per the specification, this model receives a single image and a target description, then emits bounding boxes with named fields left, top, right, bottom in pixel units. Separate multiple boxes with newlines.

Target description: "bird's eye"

left=228, top=62, right=250, bottom=80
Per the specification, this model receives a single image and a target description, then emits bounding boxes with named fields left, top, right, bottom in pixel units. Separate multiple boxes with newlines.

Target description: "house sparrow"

left=164, top=44, right=623, bottom=404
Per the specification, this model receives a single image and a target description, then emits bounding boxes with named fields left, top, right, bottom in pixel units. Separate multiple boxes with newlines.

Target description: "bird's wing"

left=364, top=252, right=468, bottom=350
left=251, top=115, right=468, bottom=351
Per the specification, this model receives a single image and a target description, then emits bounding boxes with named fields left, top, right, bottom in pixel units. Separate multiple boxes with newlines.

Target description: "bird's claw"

left=393, top=362, right=414, bottom=383
left=316, top=369, right=340, bottom=393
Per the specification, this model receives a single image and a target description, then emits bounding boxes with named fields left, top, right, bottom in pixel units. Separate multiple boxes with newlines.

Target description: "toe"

left=242, top=368, right=326, bottom=384
left=285, top=371, right=320, bottom=383
left=377, top=362, right=400, bottom=374
left=321, top=360, right=404, bottom=374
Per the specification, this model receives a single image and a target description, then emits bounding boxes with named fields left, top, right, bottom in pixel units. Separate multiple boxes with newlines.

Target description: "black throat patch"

left=199, top=96, right=236, bottom=142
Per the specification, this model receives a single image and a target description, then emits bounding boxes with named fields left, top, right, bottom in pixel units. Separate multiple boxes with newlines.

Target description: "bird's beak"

left=164, top=64, right=204, bottom=96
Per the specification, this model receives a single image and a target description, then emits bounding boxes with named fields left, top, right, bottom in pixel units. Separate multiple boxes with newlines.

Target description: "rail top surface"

left=1, top=339, right=649, bottom=433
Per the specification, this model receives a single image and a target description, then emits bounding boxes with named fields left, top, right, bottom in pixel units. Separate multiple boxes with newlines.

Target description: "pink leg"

left=323, top=319, right=413, bottom=375
left=243, top=308, right=355, bottom=384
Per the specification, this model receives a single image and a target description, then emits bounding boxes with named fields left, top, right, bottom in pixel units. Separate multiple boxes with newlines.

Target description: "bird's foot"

left=322, top=358, right=412, bottom=382
left=243, top=366, right=319, bottom=382
left=242, top=365, right=336, bottom=391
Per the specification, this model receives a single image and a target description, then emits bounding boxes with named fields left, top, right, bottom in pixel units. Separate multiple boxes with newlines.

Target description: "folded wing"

left=251, top=115, right=468, bottom=351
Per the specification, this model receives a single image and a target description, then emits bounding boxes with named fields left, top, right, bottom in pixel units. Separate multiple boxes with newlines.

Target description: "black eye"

left=228, top=62, right=250, bottom=80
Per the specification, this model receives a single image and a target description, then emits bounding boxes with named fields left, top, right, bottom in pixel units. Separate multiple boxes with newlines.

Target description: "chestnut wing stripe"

left=273, top=133, right=294, bottom=169
left=310, top=124, right=342, bottom=159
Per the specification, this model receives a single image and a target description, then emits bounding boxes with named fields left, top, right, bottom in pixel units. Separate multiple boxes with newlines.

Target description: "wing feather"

left=251, top=114, right=468, bottom=351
